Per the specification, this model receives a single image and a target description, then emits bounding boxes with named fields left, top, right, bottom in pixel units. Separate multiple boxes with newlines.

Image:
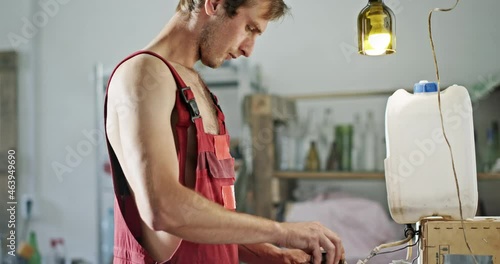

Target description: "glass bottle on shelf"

left=287, top=120, right=299, bottom=171
left=49, top=238, right=66, bottom=264
left=376, top=121, right=386, bottom=172
left=102, top=207, right=114, bottom=264
left=492, top=121, right=499, bottom=160
left=351, top=113, right=364, bottom=171
left=326, top=141, right=339, bottom=171
left=335, top=126, right=344, bottom=171
left=494, top=121, right=500, bottom=171
left=296, top=109, right=314, bottom=171
left=274, top=122, right=289, bottom=171
left=318, top=108, right=335, bottom=170
left=484, top=128, right=492, bottom=172
left=484, top=125, right=499, bottom=172
left=341, top=125, right=353, bottom=171
left=283, top=122, right=296, bottom=171
left=49, top=239, right=57, bottom=264
left=28, top=231, right=41, bottom=264
left=305, top=141, right=320, bottom=171
left=363, top=111, right=377, bottom=171
left=475, top=129, right=481, bottom=172
left=335, top=125, right=353, bottom=171
left=0, top=233, right=3, bottom=263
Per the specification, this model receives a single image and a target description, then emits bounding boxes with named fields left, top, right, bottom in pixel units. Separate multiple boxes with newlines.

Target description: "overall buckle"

left=181, top=87, right=201, bottom=122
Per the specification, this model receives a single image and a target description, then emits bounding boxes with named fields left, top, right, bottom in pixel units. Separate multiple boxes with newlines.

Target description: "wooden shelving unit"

left=244, top=93, right=500, bottom=220
left=273, top=171, right=500, bottom=180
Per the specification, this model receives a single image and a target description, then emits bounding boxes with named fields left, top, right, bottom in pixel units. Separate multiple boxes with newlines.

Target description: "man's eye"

left=246, top=25, right=255, bottom=32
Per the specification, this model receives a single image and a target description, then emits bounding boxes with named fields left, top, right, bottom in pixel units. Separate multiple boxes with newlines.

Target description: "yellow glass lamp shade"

left=358, top=0, right=396, bottom=56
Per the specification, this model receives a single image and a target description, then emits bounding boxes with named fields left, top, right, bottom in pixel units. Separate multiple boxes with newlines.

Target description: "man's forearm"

left=159, top=186, right=284, bottom=245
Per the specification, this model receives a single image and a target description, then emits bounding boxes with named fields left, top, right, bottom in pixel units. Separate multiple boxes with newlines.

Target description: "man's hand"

left=277, top=222, right=344, bottom=264
left=279, top=248, right=311, bottom=264
left=239, top=244, right=311, bottom=264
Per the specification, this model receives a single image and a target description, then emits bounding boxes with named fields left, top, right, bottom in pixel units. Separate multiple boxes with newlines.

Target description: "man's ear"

left=204, top=0, right=223, bottom=16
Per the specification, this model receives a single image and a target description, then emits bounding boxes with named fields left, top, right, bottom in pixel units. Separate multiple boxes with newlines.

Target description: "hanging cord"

left=406, top=238, right=413, bottom=261
left=428, top=1, right=478, bottom=264
left=411, top=239, right=420, bottom=264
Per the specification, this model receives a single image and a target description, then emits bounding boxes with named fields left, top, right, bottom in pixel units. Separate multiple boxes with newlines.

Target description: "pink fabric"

left=285, top=193, right=411, bottom=263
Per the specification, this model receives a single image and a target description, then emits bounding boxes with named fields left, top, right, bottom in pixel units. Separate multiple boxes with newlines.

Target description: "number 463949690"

left=7, top=150, right=16, bottom=199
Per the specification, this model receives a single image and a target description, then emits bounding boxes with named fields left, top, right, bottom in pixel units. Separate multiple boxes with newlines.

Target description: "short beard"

left=198, top=16, right=226, bottom=68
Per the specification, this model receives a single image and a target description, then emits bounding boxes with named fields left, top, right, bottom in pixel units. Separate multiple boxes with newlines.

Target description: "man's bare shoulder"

left=108, top=53, right=177, bottom=104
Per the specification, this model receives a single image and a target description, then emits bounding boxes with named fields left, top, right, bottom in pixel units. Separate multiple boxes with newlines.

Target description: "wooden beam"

left=249, top=112, right=274, bottom=218
left=0, top=51, right=17, bottom=239
left=0, top=51, right=18, bottom=173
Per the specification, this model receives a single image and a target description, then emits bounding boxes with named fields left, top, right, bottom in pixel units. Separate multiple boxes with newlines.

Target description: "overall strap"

left=209, top=92, right=227, bottom=135
left=132, top=51, right=206, bottom=186
left=134, top=50, right=195, bottom=127
left=136, top=51, right=203, bottom=126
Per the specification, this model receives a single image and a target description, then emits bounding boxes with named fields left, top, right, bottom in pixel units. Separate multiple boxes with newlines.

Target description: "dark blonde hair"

left=176, top=0, right=289, bottom=20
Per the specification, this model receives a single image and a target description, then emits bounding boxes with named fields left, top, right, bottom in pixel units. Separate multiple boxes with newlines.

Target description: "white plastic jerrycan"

left=384, top=81, right=478, bottom=224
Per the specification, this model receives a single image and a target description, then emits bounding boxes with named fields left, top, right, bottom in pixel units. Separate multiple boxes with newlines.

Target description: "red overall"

left=104, top=51, right=239, bottom=264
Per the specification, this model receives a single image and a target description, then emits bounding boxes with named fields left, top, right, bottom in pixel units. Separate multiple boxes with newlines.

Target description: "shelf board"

left=283, top=89, right=414, bottom=100
left=478, top=173, right=500, bottom=180
left=273, top=171, right=500, bottom=180
left=282, top=85, right=457, bottom=101
left=273, top=171, right=385, bottom=179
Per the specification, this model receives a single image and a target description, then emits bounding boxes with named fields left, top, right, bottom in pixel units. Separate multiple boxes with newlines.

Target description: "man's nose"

left=239, top=37, right=256, bottom=57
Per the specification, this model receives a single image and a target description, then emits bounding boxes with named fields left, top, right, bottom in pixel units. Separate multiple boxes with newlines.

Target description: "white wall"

left=2, top=0, right=499, bottom=262
left=253, top=0, right=500, bottom=94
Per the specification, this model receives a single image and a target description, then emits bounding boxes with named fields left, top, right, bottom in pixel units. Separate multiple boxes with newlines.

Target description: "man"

left=104, top=0, right=345, bottom=263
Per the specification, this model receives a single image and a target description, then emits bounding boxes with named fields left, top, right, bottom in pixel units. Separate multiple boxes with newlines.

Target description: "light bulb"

left=357, top=0, right=396, bottom=56
left=368, top=14, right=391, bottom=50
left=364, top=47, right=387, bottom=56
left=366, top=31, right=391, bottom=55
left=368, top=29, right=391, bottom=50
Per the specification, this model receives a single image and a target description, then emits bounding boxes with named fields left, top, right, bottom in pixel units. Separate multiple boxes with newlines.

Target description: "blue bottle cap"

left=414, top=80, right=438, bottom=93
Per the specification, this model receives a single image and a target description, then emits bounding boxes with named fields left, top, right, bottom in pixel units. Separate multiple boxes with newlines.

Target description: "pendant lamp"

left=358, top=0, right=396, bottom=56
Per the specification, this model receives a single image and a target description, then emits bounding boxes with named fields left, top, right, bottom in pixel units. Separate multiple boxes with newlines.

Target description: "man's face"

left=199, top=0, right=269, bottom=68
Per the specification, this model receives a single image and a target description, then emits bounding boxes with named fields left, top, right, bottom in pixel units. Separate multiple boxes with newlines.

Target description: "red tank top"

left=104, top=51, right=239, bottom=263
